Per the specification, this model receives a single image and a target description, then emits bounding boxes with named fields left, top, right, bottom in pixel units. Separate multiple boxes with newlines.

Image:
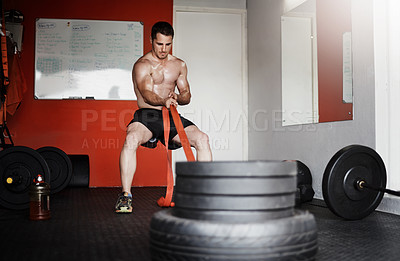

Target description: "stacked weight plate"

left=0, top=146, right=51, bottom=209
left=0, top=146, right=72, bottom=209
left=150, top=160, right=318, bottom=261
left=37, top=146, right=73, bottom=194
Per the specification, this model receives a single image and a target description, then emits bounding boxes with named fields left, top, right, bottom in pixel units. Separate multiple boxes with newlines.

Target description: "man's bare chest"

left=150, top=63, right=180, bottom=85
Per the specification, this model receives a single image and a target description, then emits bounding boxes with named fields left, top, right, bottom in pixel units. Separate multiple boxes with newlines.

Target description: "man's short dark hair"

left=151, top=21, right=174, bottom=40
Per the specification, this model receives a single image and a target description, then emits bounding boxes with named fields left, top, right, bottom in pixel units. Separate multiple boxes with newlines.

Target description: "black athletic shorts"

left=128, top=108, right=195, bottom=150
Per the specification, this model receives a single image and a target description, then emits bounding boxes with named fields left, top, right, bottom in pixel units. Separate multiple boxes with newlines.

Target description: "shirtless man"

left=115, top=21, right=212, bottom=213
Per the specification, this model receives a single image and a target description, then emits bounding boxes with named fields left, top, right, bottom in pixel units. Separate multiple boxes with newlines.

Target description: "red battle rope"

left=157, top=105, right=195, bottom=207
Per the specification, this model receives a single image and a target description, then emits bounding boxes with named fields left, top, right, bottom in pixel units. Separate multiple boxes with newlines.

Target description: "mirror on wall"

left=281, top=0, right=353, bottom=126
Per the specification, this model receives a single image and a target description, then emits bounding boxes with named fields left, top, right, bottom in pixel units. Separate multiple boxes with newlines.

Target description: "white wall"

left=374, top=0, right=400, bottom=214
left=247, top=0, right=376, bottom=202
left=172, top=0, right=248, bottom=165
left=173, top=11, right=247, bottom=162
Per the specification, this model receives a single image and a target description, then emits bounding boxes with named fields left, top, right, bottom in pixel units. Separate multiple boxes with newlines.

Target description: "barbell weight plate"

left=37, top=146, right=73, bottom=194
left=173, top=161, right=297, bottom=222
left=174, top=193, right=295, bottom=211
left=296, top=160, right=312, bottom=185
left=285, top=160, right=315, bottom=205
left=0, top=146, right=51, bottom=210
left=322, top=144, right=386, bottom=220
left=284, top=160, right=313, bottom=185
left=175, top=176, right=296, bottom=195
left=176, top=160, right=297, bottom=177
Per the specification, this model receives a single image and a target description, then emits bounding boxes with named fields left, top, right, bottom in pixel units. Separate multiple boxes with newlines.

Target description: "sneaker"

left=115, top=192, right=133, bottom=213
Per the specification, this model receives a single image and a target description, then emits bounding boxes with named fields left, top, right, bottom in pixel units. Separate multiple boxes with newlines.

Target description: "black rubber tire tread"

left=175, top=176, right=296, bottom=195
left=37, top=146, right=73, bottom=194
left=176, top=161, right=297, bottom=177
left=151, top=242, right=317, bottom=261
left=171, top=208, right=294, bottom=223
left=150, top=209, right=318, bottom=261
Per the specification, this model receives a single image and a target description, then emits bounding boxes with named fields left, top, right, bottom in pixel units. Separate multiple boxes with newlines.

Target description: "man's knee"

left=192, top=131, right=210, bottom=149
left=123, top=122, right=153, bottom=149
left=124, top=130, right=145, bottom=150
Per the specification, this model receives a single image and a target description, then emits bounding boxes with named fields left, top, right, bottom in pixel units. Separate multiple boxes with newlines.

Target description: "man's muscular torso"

left=133, top=52, right=188, bottom=110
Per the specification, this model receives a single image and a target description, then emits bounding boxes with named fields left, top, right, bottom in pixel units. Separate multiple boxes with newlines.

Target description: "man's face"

left=151, top=33, right=173, bottom=60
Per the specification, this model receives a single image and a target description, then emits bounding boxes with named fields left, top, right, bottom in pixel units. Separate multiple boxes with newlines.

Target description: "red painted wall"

left=4, top=0, right=173, bottom=187
left=317, top=0, right=353, bottom=123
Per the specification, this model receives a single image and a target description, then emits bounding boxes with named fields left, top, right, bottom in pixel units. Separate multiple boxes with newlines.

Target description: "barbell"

left=0, top=146, right=51, bottom=209
left=0, top=146, right=72, bottom=209
left=322, top=144, right=397, bottom=220
left=1, top=142, right=392, bottom=221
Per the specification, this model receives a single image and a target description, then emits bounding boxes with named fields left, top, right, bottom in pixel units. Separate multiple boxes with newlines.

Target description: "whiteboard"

left=34, top=18, right=143, bottom=100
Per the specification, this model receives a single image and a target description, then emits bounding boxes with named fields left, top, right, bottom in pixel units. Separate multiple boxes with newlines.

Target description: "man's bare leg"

left=116, top=122, right=152, bottom=213
left=120, top=122, right=153, bottom=192
left=173, top=125, right=212, bottom=161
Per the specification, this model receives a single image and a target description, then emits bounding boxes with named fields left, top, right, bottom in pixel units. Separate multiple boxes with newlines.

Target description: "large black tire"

left=150, top=209, right=318, bottom=261
left=173, top=161, right=297, bottom=222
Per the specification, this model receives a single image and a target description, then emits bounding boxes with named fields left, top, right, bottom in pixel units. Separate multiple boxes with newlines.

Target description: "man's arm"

left=133, top=61, right=174, bottom=107
left=176, top=61, right=191, bottom=105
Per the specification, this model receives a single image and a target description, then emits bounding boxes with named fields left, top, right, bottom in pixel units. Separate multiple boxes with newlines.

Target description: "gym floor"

left=1, top=187, right=400, bottom=261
